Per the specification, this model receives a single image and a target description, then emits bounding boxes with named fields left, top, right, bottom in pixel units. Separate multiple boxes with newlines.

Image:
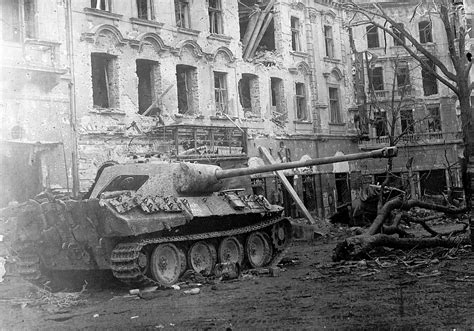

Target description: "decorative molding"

left=290, top=2, right=305, bottom=11
left=177, top=27, right=200, bottom=38
left=212, top=46, right=236, bottom=63
left=175, top=40, right=204, bottom=59
left=296, top=61, right=311, bottom=76
left=83, top=7, right=123, bottom=20
left=129, top=17, right=164, bottom=30
left=308, top=8, right=318, bottom=24
left=207, top=33, right=232, bottom=44
left=330, top=67, right=343, bottom=81
left=135, top=32, right=169, bottom=53
left=81, top=23, right=127, bottom=46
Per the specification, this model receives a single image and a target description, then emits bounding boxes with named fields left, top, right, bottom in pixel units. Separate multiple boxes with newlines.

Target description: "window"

left=175, top=0, right=190, bottom=28
left=422, top=60, right=438, bottom=96
left=239, top=74, right=259, bottom=116
left=392, top=23, right=405, bottom=46
left=396, top=62, right=410, bottom=88
left=137, top=0, right=154, bottom=20
left=369, top=67, right=384, bottom=91
left=400, top=109, right=414, bottom=134
left=91, top=53, right=118, bottom=109
left=176, top=65, right=198, bottom=115
left=295, top=83, right=307, bottom=120
left=324, top=25, right=334, bottom=58
left=373, top=110, right=387, bottom=136
left=1, top=0, right=36, bottom=42
left=271, top=77, right=285, bottom=119
left=209, top=0, right=223, bottom=34
left=214, top=72, right=228, bottom=114
left=428, top=106, right=442, bottom=132
left=419, top=21, right=433, bottom=43
left=366, top=25, right=379, bottom=48
left=329, top=87, right=342, bottom=124
left=136, top=60, right=158, bottom=115
left=91, top=0, right=111, bottom=11
left=291, top=17, right=301, bottom=52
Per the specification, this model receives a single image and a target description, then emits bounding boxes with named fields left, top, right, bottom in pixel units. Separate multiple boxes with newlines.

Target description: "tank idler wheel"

left=188, top=241, right=217, bottom=276
left=245, top=232, right=273, bottom=268
left=150, top=243, right=187, bottom=286
left=271, top=222, right=291, bottom=250
left=218, top=236, right=244, bottom=266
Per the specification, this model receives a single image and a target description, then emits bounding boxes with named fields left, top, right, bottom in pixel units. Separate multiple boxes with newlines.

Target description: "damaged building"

left=0, top=0, right=468, bottom=219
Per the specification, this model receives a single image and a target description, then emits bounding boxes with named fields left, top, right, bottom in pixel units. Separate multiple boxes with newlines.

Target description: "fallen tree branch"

left=333, top=234, right=469, bottom=261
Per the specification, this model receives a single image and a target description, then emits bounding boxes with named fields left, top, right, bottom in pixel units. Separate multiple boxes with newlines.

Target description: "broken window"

left=175, top=0, right=190, bottom=28
left=209, top=0, right=223, bottom=34
left=324, top=25, right=334, bottom=58
left=335, top=173, right=351, bottom=206
left=91, top=53, right=118, bottom=109
left=137, top=0, right=154, bottom=20
left=373, top=110, right=388, bottom=136
left=271, top=77, right=285, bottom=121
left=239, top=1, right=275, bottom=58
left=91, top=0, right=111, bottom=11
left=366, top=25, right=379, bottom=48
left=295, top=83, right=307, bottom=120
left=419, top=169, right=446, bottom=195
left=176, top=65, right=197, bottom=115
left=302, top=175, right=317, bottom=212
left=467, top=18, right=473, bottom=38
left=392, top=23, right=405, bottom=46
left=400, top=109, right=414, bottom=134
left=329, top=87, right=342, bottom=124
left=422, top=60, right=438, bottom=96
left=239, top=74, right=259, bottom=116
left=136, top=59, right=159, bottom=115
left=396, top=62, right=410, bottom=88
left=291, top=17, right=301, bottom=52
left=419, top=21, right=433, bottom=43
left=369, top=67, right=384, bottom=91
left=214, top=71, right=228, bottom=114
left=428, top=105, right=442, bottom=132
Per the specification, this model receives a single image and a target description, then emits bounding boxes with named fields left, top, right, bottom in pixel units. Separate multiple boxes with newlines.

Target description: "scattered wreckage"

left=0, top=147, right=397, bottom=288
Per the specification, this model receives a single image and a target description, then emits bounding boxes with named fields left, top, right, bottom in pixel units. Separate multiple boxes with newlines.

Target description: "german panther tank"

left=0, top=147, right=397, bottom=287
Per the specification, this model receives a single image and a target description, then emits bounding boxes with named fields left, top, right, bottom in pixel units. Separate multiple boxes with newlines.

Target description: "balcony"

left=369, top=87, right=416, bottom=101
left=358, top=131, right=462, bottom=150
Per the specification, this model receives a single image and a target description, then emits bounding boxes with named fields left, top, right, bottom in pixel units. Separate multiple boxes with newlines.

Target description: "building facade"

left=0, top=0, right=468, bottom=218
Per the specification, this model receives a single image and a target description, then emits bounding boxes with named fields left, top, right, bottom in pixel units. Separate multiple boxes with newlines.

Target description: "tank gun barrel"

left=216, top=146, right=397, bottom=180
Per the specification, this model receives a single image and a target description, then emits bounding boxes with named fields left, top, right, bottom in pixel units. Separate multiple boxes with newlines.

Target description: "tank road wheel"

left=271, top=222, right=291, bottom=250
left=150, top=244, right=186, bottom=286
left=218, top=236, right=244, bottom=266
left=245, top=232, right=273, bottom=268
left=188, top=241, right=217, bottom=276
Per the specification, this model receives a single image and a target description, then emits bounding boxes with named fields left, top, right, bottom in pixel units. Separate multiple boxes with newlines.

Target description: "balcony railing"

left=359, top=131, right=462, bottom=149
left=369, top=87, right=415, bottom=100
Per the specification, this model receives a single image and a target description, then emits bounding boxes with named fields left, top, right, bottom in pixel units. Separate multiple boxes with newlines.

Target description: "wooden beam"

left=259, top=146, right=324, bottom=235
left=248, top=12, right=274, bottom=58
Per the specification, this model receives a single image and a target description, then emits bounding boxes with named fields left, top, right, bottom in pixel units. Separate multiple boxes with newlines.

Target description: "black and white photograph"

left=0, top=0, right=473, bottom=329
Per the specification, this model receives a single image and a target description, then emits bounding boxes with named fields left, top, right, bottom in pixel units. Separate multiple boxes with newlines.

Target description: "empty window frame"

left=400, top=109, right=414, bottom=134
left=91, top=53, right=118, bottom=109
left=467, top=18, right=473, bottom=38
left=214, top=71, right=228, bottom=114
left=176, top=65, right=198, bottom=115
left=137, top=0, right=154, bottom=20
left=422, top=60, right=438, bottom=96
left=366, top=25, right=379, bottom=48
left=271, top=77, right=285, bottom=118
left=295, top=83, right=307, bottom=120
left=329, top=87, right=342, bottom=124
left=2, top=0, right=36, bottom=42
left=396, top=62, right=410, bottom=88
left=239, top=74, right=259, bottom=115
left=209, top=0, right=223, bottom=34
left=91, top=0, right=111, bottom=11
left=136, top=59, right=159, bottom=115
left=324, top=25, right=334, bottom=58
left=175, top=0, right=190, bottom=28
left=291, top=17, right=301, bottom=52
left=392, top=23, right=405, bottom=46
left=428, top=105, right=442, bottom=132
left=373, top=110, right=388, bottom=136
left=419, top=21, right=433, bottom=43
left=369, top=67, right=384, bottom=91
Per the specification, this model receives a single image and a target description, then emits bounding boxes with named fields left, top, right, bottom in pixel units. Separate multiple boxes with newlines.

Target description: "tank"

left=0, top=147, right=397, bottom=287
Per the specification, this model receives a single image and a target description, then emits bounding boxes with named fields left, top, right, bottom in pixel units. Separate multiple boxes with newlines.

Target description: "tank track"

left=111, top=216, right=292, bottom=288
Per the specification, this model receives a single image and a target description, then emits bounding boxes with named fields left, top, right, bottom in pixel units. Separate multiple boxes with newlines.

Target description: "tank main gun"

left=173, top=146, right=397, bottom=194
